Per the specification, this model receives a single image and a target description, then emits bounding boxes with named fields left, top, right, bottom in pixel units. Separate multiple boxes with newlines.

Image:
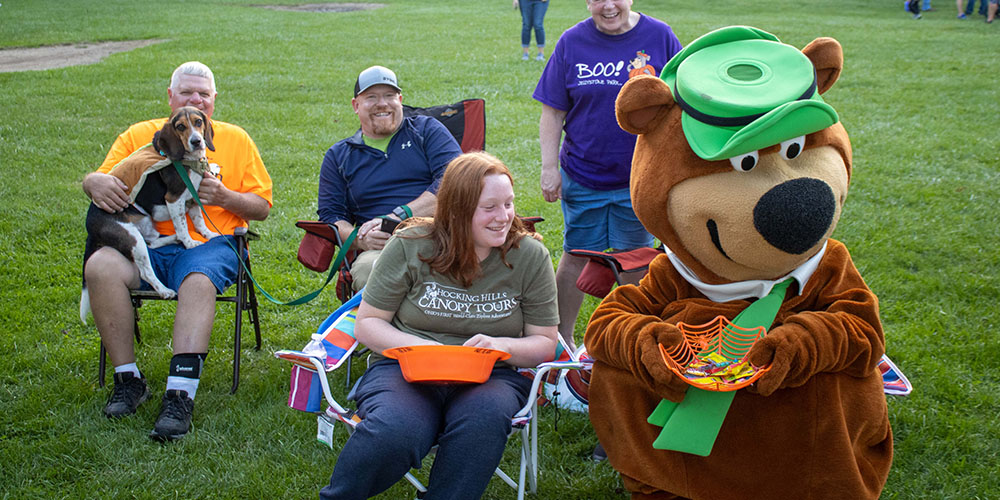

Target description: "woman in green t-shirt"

left=320, top=152, right=559, bottom=500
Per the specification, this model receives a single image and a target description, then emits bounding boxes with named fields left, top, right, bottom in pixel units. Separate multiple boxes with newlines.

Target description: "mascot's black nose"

left=753, top=177, right=836, bottom=255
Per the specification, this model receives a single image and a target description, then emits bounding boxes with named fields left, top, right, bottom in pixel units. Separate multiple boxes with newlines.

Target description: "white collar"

left=666, top=242, right=827, bottom=303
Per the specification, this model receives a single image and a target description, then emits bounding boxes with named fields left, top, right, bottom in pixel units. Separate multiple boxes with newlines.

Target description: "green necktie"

left=647, top=278, right=794, bottom=456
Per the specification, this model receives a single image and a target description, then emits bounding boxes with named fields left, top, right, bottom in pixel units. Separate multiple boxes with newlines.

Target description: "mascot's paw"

left=638, top=323, right=690, bottom=400
left=747, top=328, right=796, bottom=396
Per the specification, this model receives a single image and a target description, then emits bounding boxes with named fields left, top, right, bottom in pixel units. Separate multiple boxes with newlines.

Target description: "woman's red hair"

left=401, top=152, right=536, bottom=287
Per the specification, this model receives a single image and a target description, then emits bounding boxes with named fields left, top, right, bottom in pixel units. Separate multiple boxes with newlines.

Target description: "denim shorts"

left=145, top=235, right=242, bottom=293
left=559, top=170, right=653, bottom=252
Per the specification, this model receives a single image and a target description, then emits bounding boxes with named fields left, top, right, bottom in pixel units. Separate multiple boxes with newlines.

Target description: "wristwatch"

left=391, top=205, right=412, bottom=221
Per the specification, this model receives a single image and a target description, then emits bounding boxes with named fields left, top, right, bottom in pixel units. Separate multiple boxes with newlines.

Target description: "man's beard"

left=369, top=110, right=401, bottom=136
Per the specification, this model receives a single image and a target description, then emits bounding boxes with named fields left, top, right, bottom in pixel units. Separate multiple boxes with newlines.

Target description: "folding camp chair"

left=568, top=246, right=912, bottom=397
left=403, top=98, right=486, bottom=153
left=97, top=226, right=262, bottom=394
left=274, top=292, right=587, bottom=500
left=568, top=246, right=667, bottom=299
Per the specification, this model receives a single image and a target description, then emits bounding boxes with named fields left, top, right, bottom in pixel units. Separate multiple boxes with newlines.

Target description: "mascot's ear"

left=802, top=37, right=843, bottom=95
left=616, top=75, right=675, bottom=135
left=152, top=120, right=186, bottom=160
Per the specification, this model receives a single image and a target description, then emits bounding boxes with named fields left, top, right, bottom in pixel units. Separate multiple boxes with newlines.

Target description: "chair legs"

left=230, top=257, right=263, bottom=394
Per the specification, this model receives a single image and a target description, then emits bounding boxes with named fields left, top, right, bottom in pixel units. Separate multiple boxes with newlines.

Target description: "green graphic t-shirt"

left=363, top=226, right=558, bottom=363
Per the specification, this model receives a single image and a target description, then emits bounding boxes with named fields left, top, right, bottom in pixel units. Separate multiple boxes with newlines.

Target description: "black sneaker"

left=149, top=390, right=194, bottom=442
left=591, top=442, right=608, bottom=462
left=103, top=372, right=150, bottom=418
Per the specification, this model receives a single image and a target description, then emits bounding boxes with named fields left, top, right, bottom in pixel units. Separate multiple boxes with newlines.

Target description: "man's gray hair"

left=170, top=61, right=217, bottom=93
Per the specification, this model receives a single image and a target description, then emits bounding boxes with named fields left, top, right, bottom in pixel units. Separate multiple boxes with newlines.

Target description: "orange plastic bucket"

left=383, top=345, right=511, bottom=384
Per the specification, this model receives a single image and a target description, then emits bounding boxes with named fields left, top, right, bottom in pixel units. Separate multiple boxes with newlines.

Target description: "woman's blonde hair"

left=402, top=152, right=535, bottom=287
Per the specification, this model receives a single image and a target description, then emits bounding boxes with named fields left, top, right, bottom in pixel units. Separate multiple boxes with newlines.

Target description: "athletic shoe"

left=591, top=442, right=608, bottom=462
left=103, top=371, right=149, bottom=418
left=536, top=53, right=545, bottom=61
left=149, top=390, right=194, bottom=442
left=958, top=13, right=968, bottom=18
left=521, top=53, right=529, bottom=61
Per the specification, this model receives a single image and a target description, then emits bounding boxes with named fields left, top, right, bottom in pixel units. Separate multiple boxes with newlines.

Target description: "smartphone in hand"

left=380, top=217, right=401, bottom=234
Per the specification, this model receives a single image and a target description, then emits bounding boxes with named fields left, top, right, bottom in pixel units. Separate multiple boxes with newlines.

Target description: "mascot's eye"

left=780, top=136, right=806, bottom=160
left=729, top=150, right=759, bottom=172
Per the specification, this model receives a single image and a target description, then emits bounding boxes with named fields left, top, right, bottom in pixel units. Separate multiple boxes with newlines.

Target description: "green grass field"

left=1, top=0, right=998, bottom=498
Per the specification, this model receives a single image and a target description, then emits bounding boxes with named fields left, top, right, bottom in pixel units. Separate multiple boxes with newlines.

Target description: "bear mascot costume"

left=583, top=26, right=893, bottom=499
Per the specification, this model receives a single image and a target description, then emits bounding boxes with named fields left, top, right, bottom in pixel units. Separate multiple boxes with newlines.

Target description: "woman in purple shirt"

left=532, top=0, right=682, bottom=351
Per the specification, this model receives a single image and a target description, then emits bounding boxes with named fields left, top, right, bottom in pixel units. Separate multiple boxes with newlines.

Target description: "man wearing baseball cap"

left=317, top=66, right=463, bottom=291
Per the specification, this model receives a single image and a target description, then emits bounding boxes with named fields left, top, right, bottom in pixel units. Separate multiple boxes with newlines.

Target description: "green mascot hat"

left=660, top=26, right=839, bottom=161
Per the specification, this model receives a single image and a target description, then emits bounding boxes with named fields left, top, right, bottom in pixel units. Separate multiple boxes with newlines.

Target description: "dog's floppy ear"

left=616, top=75, right=675, bottom=135
left=200, top=110, right=215, bottom=152
left=152, top=117, right=186, bottom=160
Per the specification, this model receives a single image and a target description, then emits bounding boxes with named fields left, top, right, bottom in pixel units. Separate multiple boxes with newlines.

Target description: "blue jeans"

left=520, top=0, right=548, bottom=48
left=559, top=169, right=654, bottom=252
left=319, top=360, right=531, bottom=500
left=966, top=0, right=987, bottom=14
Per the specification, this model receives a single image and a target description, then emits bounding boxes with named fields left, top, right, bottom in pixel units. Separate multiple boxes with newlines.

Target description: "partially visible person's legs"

left=558, top=170, right=612, bottom=349
left=987, top=0, right=997, bottom=21
left=425, top=368, right=532, bottom=500
left=520, top=0, right=532, bottom=59
left=149, top=236, right=240, bottom=441
left=85, top=247, right=143, bottom=367
left=531, top=0, right=549, bottom=59
left=555, top=252, right=589, bottom=349
left=320, top=361, right=441, bottom=500
left=85, top=246, right=149, bottom=418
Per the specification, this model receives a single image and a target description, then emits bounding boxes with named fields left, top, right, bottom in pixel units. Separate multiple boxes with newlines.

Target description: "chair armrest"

left=233, top=225, right=259, bottom=243
left=513, top=361, right=588, bottom=420
left=295, top=220, right=343, bottom=246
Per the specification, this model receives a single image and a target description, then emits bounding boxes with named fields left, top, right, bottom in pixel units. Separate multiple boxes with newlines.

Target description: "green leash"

left=171, top=160, right=356, bottom=306
left=647, top=277, right=795, bottom=456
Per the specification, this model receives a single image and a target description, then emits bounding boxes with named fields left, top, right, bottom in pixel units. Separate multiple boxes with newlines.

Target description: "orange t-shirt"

left=97, top=118, right=272, bottom=242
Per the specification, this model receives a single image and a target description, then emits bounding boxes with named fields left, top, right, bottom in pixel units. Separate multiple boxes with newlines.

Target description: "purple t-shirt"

left=533, top=14, right=682, bottom=191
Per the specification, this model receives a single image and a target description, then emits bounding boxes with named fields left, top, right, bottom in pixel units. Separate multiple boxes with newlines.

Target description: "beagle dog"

left=80, top=106, right=218, bottom=322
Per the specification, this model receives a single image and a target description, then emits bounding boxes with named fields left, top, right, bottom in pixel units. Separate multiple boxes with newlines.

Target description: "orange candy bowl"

left=658, top=316, right=773, bottom=392
left=383, top=345, right=511, bottom=384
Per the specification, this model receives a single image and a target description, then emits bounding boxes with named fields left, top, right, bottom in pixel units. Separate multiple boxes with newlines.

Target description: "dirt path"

left=0, top=40, right=166, bottom=73
left=0, top=4, right=383, bottom=73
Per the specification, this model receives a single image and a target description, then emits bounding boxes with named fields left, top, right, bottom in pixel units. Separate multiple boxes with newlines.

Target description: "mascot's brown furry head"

left=617, top=26, right=851, bottom=284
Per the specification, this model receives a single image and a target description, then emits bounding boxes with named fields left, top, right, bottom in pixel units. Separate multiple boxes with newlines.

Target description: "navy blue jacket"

left=318, top=115, right=462, bottom=225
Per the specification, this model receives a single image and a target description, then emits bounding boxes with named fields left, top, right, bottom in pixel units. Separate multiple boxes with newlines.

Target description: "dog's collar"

left=163, top=151, right=210, bottom=175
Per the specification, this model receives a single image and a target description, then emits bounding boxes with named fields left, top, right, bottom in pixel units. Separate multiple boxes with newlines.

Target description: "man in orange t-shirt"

left=82, top=61, right=272, bottom=441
